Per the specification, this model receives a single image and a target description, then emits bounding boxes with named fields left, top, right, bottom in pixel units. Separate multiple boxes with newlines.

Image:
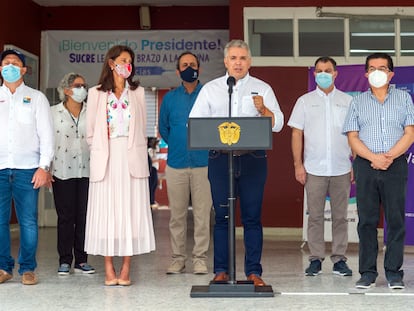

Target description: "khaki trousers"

left=305, top=173, right=351, bottom=263
left=166, top=165, right=212, bottom=261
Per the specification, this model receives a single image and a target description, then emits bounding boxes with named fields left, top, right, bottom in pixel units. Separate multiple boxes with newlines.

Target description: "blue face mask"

left=1, top=64, right=22, bottom=83
left=315, top=72, right=333, bottom=89
left=180, top=66, right=198, bottom=83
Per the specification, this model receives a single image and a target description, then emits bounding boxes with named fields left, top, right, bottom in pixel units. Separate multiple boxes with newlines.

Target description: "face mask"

left=180, top=67, right=199, bottom=83
left=1, top=64, right=21, bottom=83
left=70, top=86, right=88, bottom=103
left=315, top=72, right=333, bottom=89
left=368, top=70, right=388, bottom=88
left=114, top=63, right=132, bottom=79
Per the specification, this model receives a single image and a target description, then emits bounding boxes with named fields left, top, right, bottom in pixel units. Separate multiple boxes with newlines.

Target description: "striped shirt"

left=342, top=86, right=414, bottom=153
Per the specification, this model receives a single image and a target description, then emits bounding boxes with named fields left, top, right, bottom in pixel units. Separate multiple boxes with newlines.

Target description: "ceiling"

left=32, top=0, right=228, bottom=6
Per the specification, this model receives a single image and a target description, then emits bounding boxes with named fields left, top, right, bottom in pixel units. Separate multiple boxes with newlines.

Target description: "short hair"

left=57, top=72, right=85, bottom=102
left=365, top=53, right=394, bottom=72
left=176, top=51, right=200, bottom=70
left=224, top=39, right=251, bottom=58
left=314, top=56, right=337, bottom=71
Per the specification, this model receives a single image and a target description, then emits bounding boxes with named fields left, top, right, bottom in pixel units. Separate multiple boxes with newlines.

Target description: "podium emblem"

left=218, top=121, right=241, bottom=145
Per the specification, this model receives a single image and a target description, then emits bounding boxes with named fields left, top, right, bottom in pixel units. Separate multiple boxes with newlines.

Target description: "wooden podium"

left=188, top=116, right=275, bottom=298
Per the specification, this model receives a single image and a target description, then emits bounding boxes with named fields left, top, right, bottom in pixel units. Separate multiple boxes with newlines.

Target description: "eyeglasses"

left=367, top=66, right=390, bottom=73
left=72, top=83, right=87, bottom=89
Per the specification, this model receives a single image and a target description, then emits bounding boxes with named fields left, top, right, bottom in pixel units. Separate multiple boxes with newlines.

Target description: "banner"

left=41, top=30, right=228, bottom=89
left=305, top=64, right=414, bottom=245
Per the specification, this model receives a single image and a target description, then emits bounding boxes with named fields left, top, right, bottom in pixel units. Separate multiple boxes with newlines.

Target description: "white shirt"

left=0, top=83, right=54, bottom=170
left=189, top=73, right=284, bottom=132
left=288, top=87, right=352, bottom=176
left=51, top=102, right=89, bottom=179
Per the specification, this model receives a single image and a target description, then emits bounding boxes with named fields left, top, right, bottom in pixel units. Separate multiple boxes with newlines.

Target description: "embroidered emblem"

left=218, top=121, right=241, bottom=146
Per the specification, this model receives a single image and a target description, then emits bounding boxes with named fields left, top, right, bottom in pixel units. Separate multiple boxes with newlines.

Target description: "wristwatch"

left=39, top=165, right=50, bottom=172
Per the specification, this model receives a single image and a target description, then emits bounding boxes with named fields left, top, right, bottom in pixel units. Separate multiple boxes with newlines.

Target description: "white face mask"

left=368, top=70, right=388, bottom=88
left=70, top=86, right=88, bottom=103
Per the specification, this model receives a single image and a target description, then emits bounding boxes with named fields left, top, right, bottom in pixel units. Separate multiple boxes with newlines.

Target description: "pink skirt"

left=85, top=137, right=156, bottom=256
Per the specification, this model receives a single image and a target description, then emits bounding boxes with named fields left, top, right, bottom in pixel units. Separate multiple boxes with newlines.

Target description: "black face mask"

left=180, top=66, right=199, bottom=83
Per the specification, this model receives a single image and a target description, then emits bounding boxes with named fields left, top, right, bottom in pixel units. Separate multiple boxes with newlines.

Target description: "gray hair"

left=224, top=39, right=251, bottom=58
left=57, top=72, right=85, bottom=102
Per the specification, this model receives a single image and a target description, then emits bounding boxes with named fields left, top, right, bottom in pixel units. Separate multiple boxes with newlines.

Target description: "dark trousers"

left=52, top=177, right=89, bottom=266
left=353, top=155, right=407, bottom=281
left=208, top=150, right=267, bottom=276
left=149, top=166, right=158, bottom=205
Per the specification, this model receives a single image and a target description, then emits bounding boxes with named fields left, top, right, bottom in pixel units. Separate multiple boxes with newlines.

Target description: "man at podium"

left=189, top=39, right=284, bottom=286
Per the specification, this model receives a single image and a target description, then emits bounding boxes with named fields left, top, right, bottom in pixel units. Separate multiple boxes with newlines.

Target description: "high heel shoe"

left=117, top=279, right=131, bottom=286
left=104, top=279, right=118, bottom=286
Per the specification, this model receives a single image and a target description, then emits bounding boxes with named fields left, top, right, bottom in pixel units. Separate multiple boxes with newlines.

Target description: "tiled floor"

left=2, top=208, right=414, bottom=311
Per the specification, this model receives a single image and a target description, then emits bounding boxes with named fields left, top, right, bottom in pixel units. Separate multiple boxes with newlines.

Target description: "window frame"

left=244, top=6, right=414, bottom=67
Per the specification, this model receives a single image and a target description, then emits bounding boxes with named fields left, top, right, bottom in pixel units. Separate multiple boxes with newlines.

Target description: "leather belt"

left=219, top=150, right=253, bottom=156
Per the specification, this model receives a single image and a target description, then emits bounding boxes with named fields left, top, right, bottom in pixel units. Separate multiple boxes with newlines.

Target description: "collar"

left=315, top=86, right=336, bottom=98
left=1, top=81, right=25, bottom=94
left=225, top=72, right=250, bottom=88
left=179, top=81, right=202, bottom=94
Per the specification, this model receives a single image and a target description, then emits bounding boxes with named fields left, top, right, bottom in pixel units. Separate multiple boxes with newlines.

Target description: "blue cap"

left=1, top=49, right=26, bottom=66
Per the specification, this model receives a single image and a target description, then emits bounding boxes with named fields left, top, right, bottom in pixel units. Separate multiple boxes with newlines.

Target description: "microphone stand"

left=227, top=81, right=236, bottom=284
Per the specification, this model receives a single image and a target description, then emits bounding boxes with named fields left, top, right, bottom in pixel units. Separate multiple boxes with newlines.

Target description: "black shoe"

left=356, top=275, right=376, bottom=289
left=333, top=260, right=352, bottom=276
left=305, top=259, right=322, bottom=276
left=388, top=279, right=405, bottom=289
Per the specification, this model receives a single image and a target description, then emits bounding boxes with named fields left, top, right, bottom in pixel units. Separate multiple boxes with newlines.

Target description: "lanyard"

left=64, top=103, right=81, bottom=138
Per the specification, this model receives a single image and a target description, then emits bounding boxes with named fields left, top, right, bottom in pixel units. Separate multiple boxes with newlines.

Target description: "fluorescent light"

left=351, top=32, right=395, bottom=36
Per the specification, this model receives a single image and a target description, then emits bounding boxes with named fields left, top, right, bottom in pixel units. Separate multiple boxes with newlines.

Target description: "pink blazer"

left=86, top=85, right=149, bottom=182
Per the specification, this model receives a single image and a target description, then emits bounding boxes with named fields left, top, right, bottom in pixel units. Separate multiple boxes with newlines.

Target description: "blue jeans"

left=208, top=150, right=267, bottom=276
left=353, top=156, right=407, bottom=281
left=0, top=169, right=39, bottom=275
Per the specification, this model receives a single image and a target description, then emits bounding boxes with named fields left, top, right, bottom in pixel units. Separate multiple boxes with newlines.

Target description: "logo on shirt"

left=218, top=121, right=241, bottom=146
left=23, top=96, right=31, bottom=104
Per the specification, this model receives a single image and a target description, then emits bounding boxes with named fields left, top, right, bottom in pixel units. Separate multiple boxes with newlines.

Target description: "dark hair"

left=176, top=51, right=200, bottom=70
left=314, top=56, right=337, bottom=70
left=365, top=53, right=394, bottom=72
left=97, top=45, right=139, bottom=92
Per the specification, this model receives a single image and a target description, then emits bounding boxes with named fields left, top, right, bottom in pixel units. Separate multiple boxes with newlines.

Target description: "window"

left=299, top=19, right=344, bottom=56
left=248, top=19, right=293, bottom=56
left=401, top=19, right=414, bottom=56
left=244, top=7, right=414, bottom=66
left=350, top=19, right=395, bottom=56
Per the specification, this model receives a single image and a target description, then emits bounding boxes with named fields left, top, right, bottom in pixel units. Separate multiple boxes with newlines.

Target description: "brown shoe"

left=247, top=274, right=266, bottom=286
left=22, top=271, right=38, bottom=285
left=0, top=269, right=12, bottom=284
left=212, top=272, right=229, bottom=282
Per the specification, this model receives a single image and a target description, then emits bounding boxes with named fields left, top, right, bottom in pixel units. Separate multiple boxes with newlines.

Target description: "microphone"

left=227, top=76, right=236, bottom=95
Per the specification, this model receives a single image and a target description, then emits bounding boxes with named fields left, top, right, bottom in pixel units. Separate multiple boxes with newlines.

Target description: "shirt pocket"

left=17, top=104, right=34, bottom=125
left=241, top=95, right=258, bottom=116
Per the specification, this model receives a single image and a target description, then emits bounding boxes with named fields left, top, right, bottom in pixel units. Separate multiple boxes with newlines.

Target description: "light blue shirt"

left=342, top=86, right=414, bottom=153
left=189, top=73, right=284, bottom=132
